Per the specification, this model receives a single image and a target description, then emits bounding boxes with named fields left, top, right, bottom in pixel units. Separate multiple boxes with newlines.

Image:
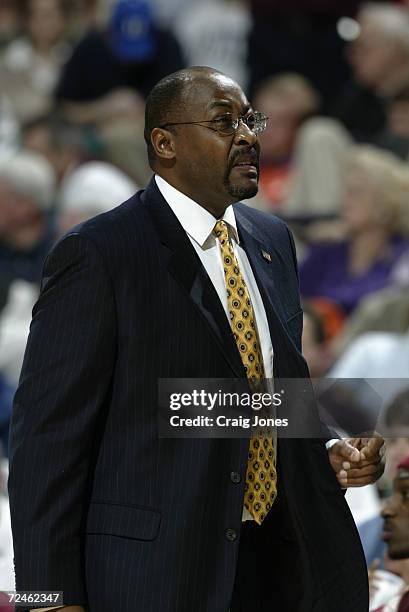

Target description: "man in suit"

left=9, top=66, right=384, bottom=612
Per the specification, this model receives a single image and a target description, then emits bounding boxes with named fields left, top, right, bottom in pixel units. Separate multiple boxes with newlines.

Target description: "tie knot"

left=214, top=220, right=229, bottom=244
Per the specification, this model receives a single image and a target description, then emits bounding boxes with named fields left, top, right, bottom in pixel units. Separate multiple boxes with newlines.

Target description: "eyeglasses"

left=158, top=111, right=268, bottom=136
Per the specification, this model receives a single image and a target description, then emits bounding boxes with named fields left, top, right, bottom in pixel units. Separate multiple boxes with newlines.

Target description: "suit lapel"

left=141, top=179, right=245, bottom=378
left=234, top=206, right=304, bottom=377
left=234, top=207, right=287, bottom=327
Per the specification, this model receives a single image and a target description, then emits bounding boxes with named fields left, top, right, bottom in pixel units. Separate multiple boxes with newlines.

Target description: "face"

left=342, top=168, right=380, bottom=234
left=255, top=93, right=299, bottom=162
left=154, top=72, right=260, bottom=214
left=348, top=18, right=408, bottom=89
left=0, top=180, right=42, bottom=243
left=27, top=0, right=65, bottom=48
left=386, top=437, right=409, bottom=481
left=382, top=469, right=409, bottom=559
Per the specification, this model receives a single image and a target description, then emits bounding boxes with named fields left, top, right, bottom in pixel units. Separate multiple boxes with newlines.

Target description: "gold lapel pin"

left=261, top=250, right=272, bottom=262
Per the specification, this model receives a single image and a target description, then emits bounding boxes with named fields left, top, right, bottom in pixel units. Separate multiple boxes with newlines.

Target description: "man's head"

left=382, top=453, right=409, bottom=559
left=349, top=3, right=409, bottom=94
left=254, top=73, right=320, bottom=163
left=144, top=66, right=262, bottom=215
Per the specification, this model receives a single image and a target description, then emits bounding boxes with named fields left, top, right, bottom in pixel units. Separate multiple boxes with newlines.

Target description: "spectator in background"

left=299, top=146, right=409, bottom=314
left=0, top=97, right=19, bottom=163
left=0, top=0, right=73, bottom=124
left=22, top=113, right=88, bottom=183
left=373, top=454, right=409, bottom=611
left=247, top=0, right=360, bottom=107
left=173, top=0, right=251, bottom=92
left=55, top=0, right=182, bottom=185
left=334, top=3, right=409, bottom=143
left=373, top=83, right=409, bottom=161
left=0, top=150, right=56, bottom=311
left=252, top=73, right=320, bottom=208
left=383, top=390, right=409, bottom=495
left=55, top=0, right=184, bottom=121
left=57, top=160, right=137, bottom=235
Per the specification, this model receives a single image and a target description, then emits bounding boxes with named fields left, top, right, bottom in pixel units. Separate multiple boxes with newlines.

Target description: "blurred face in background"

left=382, top=466, right=409, bottom=559
left=0, top=180, right=45, bottom=249
left=349, top=18, right=409, bottom=90
left=26, top=0, right=66, bottom=50
left=255, top=93, right=299, bottom=163
left=386, top=437, right=409, bottom=482
left=342, top=168, right=379, bottom=234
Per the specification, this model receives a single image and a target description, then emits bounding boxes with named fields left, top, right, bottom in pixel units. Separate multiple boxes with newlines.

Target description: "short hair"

left=22, top=113, right=84, bottom=152
left=347, top=145, right=409, bottom=237
left=144, top=72, right=190, bottom=168
left=0, top=150, right=56, bottom=211
left=254, top=72, right=321, bottom=120
left=359, top=3, right=409, bottom=55
left=144, top=66, right=223, bottom=168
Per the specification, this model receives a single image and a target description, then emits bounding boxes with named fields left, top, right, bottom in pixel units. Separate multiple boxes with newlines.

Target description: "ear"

left=151, top=127, right=176, bottom=162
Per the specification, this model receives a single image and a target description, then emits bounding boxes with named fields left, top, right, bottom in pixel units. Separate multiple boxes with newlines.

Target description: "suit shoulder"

left=234, top=202, right=291, bottom=242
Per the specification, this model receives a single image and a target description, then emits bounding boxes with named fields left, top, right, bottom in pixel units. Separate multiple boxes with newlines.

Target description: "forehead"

left=395, top=472, right=409, bottom=491
left=183, top=73, right=250, bottom=114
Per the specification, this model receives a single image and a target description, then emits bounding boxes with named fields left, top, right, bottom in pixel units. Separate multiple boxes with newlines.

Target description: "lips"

left=382, top=524, right=394, bottom=540
left=230, top=149, right=259, bottom=173
left=233, top=158, right=258, bottom=169
left=232, top=159, right=259, bottom=176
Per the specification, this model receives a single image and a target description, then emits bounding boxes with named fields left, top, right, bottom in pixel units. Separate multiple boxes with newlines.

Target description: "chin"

left=227, top=180, right=259, bottom=201
left=388, top=547, right=409, bottom=560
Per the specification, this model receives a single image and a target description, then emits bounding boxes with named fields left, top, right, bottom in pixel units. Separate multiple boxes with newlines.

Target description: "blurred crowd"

left=0, top=0, right=409, bottom=609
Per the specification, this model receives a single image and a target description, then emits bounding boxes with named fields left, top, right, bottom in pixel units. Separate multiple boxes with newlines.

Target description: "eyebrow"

left=208, top=100, right=252, bottom=114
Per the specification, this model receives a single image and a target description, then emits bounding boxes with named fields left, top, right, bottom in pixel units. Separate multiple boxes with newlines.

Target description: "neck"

left=348, top=228, right=390, bottom=276
left=157, top=173, right=232, bottom=218
left=377, top=63, right=409, bottom=96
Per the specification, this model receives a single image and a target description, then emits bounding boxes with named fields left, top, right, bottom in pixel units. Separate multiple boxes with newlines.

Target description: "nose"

left=233, top=119, right=258, bottom=146
left=381, top=495, right=398, bottom=519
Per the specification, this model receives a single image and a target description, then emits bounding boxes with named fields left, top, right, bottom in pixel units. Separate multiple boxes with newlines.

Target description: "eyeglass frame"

left=157, top=111, right=269, bottom=136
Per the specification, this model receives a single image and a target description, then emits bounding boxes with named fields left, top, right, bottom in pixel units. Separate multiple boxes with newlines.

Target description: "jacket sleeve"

left=8, top=233, right=117, bottom=606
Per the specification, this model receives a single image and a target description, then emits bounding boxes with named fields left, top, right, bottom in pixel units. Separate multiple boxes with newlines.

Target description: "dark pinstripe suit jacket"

left=8, top=178, right=368, bottom=611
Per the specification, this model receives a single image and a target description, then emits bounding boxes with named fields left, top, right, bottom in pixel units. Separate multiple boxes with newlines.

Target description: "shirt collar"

left=155, top=174, right=239, bottom=248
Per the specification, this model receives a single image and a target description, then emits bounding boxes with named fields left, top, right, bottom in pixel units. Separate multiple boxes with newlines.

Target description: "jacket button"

left=226, top=528, right=237, bottom=542
left=230, top=471, right=241, bottom=483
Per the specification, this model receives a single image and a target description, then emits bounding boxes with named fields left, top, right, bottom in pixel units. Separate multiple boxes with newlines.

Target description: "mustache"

left=229, top=148, right=260, bottom=172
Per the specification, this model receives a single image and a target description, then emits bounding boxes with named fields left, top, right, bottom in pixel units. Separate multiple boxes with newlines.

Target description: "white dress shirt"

left=155, top=175, right=274, bottom=377
left=156, top=175, right=277, bottom=523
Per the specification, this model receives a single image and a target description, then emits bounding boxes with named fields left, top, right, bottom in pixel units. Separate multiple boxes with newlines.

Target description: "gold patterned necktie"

left=214, top=220, right=277, bottom=525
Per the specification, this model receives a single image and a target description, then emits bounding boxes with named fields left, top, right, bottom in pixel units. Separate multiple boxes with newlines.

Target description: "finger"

left=337, top=470, right=348, bottom=487
left=346, top=463, right=381, bottom=479
left=333, top=441, right=361, bottom=463
left=359, top=437, right=385, bottom=460
left=343, top=466, right=384, bottom=486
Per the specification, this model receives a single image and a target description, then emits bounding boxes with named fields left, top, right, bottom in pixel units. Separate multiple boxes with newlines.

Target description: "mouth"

left=382, top=528, right=394, bottom=541
left=232, top=161, right=258, bottom=177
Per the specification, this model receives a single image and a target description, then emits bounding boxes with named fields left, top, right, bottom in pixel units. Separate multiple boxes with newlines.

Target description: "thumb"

left=335, top=440, right=361, bottom=463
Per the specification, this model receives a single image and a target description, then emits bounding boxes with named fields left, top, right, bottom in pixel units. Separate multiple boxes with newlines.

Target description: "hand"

left=328, top=436, right=385, bottom=487
left=368, top=558, right=382, bottom=598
